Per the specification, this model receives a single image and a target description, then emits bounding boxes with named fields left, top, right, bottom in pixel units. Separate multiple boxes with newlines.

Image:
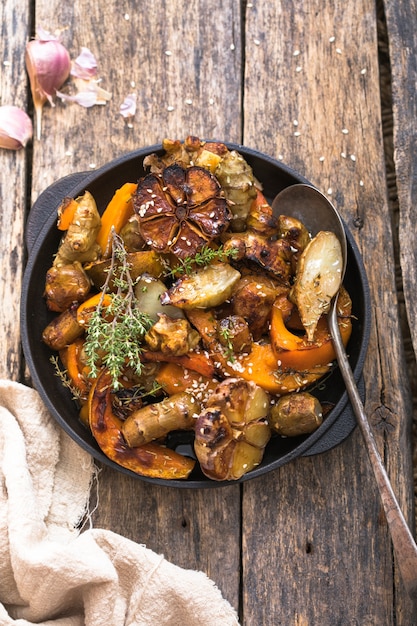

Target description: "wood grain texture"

left=0, top=0, right=30, bottom=379
left=242, top=1, right=415, bottom=623
left=383, top=0, right=417, bottom=362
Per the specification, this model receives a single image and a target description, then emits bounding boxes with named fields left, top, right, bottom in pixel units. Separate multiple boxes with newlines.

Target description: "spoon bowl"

left=272, top=183, right=417, bottom=600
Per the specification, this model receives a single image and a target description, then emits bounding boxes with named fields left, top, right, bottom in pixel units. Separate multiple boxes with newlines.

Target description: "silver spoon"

left=272, top=183, right=417, bottom=599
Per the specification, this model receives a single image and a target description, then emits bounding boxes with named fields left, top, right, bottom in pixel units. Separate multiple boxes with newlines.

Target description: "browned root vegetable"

left=54, top=191, right=102, bottom=266
left=214, top=149, right=258, bottom=231
left=42, top=305, right=84, bottom=350
left=144, top=313, right=200, bottom=356
left=269, top=392, right=323, bottom=437
left=194, top=378, right=271, bottom=481
left=85, top=250, right=164, bottom=290
left=44, top=261, right=91, bottom=312
left=122, top=392, right=200, bottom=447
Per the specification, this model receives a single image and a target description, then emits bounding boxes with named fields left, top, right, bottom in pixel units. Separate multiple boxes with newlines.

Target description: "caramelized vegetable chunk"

left=269, top=392, right=323, bottom=437
left=194, top=378, right=271, bottom=481
left=44, top=261, right=91, bottom=312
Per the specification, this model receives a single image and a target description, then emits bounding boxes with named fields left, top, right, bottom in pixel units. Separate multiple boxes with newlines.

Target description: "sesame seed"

left=230, top=43, right=235, bottom=51
left=3, top=61, right=11, bottom=66
left=293, top=119, right=299, bottom=126
left=329, top=36, right=336, bottom=43
left=342, top=128, right=349, bottom=134
left=341, top=152, right=347, bottom=158
left=65, top=150, right=73, bottom=157
left=130, top=81, right=136, bottom=88
left=336, top=48, right=342, bottom=54
left=293, top=49, right=301, bottom=56
left=350, top=154, right=356, bottom=161
left=361, top=68, right=367, bottom=75
left=89, top=163, right=96, bottom=169
left=254, top=38, right=261, bottom=45
left=124, top=13, right=130, bottom=20
left=359, top=180, right=364, bottom=186
left=327, top=188, right=333, bottom=195
left=165, top=50, right=172, bottom=56
left=294, top=131, right=301, bottom=137
left=209, top=98, right=215, bottom=105
left=167, top=105, right=175, bottom=112
left=319, top=156, right=325, bottom=162
left=295, top=66, right=302, bottom=72
left=185, top=98, right=193, bottom=105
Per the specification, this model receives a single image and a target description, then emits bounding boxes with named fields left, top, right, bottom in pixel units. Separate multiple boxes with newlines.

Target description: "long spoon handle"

left=329, top=305, right=417, bottom=599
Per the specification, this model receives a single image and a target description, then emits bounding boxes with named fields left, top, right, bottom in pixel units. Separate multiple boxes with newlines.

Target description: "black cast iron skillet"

left=20, top=143, right=371, bottom=487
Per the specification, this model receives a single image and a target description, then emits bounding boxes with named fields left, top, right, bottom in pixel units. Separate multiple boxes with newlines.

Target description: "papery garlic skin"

left=25, top=34, right=71, bottom=140
left=0, top=106, right=33, bottom=150
left=71, top=47, right=98, bottom=80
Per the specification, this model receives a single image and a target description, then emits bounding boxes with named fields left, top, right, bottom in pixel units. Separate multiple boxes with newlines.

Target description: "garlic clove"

left=0, top=105, right=33, bottom=150
left=25, top=32, right=71, bottom=140
left=120, top=93, right=137, bottom=120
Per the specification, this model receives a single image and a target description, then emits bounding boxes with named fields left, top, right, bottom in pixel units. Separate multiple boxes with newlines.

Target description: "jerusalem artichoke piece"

left=144, top=313, right=200, bottom=356
left=160, top=262, right=241, bottom=309
left=135, top=276, right=185, bottom=322
left=85, top=250, right=164, bottom=290
left=121, top=392, right=200, bottom=447
left=194, top=378, right=271, bottom=481
left=291, top=231, right=343, bottom=342
left=42, top=304, right=84, bottom=351
left=214, top=150, right=258, bottom=231
left=269, top=392, right=323, bottom=437
left=44, top=261, right=91, bottom=312
left=231, top=274, right=287, bottom=340
left=54, top=191, right=102, bottom=266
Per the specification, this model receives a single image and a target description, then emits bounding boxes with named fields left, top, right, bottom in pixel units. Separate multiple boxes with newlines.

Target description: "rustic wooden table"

left=2, top=0, right=417, bottom=623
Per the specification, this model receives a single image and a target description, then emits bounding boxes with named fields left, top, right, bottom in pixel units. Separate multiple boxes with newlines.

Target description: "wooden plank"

left=0, top=0, right=30, bottom=379
left=241, top=1, right=415, bottom=624
left=383, top=0, right=417, bottom=362
left=30, top=0, right=243, bottom=613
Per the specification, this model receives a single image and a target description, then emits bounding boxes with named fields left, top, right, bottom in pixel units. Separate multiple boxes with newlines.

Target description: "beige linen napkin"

left=0, top=380, right=240, bottom=626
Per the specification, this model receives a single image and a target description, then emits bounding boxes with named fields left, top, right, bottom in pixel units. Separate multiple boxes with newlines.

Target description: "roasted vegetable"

left=122, top=391, right=200, bottom=447
left=215, top=150, right=258, bottom=231
left=89, top=370, right=195, bottom=479
left=223, top=191, right=293, bottom=282
left=194, top=378, right=271, bottom=481
left=42, top=304, right=84, bottom=350
left=134, top=275, right=184, bottom=322
left=134, top=164, right=232, bottom=259
left=161, top=262, right=241, bottom=309
left=291, top=230, right=343, bottom=341
left=44, top=261, right=91, bottom=312
left=96, top=182, right=137, bottom=257
left=231, top=274, right=286, bottom=340
left=218, top=315, right=252, bottom=355
left=53, top=191, right=101, bottom=266
left=269, top=392, right=323, bottom=436
left=144, top=313, right=200, bottom=355
left=143, top=136, right=229, bottom=174
left=85, top=250, right=164, bottom=291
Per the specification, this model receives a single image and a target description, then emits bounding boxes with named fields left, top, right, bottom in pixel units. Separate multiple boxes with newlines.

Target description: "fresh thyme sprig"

left=169, top=244, right=239, bottom=277
left=50, top=355, right=82, bottom=400
left=218, top=325, right=236, bottom=363
left=84, top=229, right=154, bottom=390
